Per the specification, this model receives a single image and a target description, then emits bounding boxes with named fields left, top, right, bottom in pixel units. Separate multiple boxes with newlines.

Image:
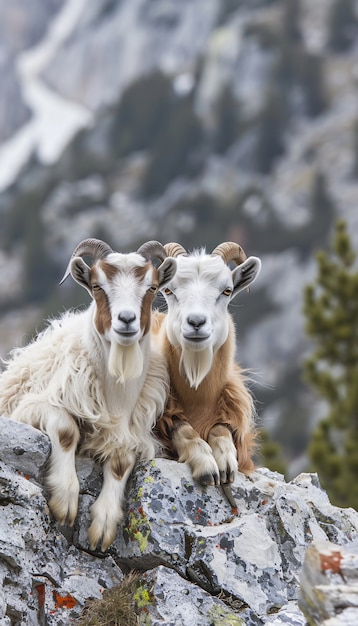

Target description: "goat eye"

left=222, top=288, right=232, bottom=296
left=148, top=285, right=157, bottom=293
left=92, top=284, right=102, bottom=292
left=164, top=288, right=173, bottom=296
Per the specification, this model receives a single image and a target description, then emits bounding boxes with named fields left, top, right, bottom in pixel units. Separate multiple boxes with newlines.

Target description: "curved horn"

left=211, top=242, right=247, bottom=266
left=70, top=238, right=113, bottom=261
left=59, top=238, right=113, bottom=285
left=164, top=242, right=187, bottom=257
left=136, top=240, right=167, bottom=262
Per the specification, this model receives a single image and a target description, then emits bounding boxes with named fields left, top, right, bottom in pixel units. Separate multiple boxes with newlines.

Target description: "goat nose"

left=118, top=310, right=136, bottom=325
left=187, top=314, right=206, bottom=330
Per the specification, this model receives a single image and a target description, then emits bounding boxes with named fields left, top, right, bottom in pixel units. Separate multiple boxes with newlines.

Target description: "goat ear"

left=231, top=256, right=261, bottom=297
left=70, top=257, right=92, bottom=295
left=157, top=257, right=177, bottom=287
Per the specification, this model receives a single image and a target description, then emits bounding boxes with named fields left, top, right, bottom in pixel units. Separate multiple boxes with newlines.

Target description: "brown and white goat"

left=153, top=242, right=261, bottom=491
left=0, top=239, right=176, bottom=550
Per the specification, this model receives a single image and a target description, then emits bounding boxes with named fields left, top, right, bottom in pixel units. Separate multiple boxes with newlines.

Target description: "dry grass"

left=76, top=571, right=142, bottom=626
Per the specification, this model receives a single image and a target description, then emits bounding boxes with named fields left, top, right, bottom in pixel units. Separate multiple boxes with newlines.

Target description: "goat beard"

left=108, top=341, right=144, bottom=383
left=179, top=345, right=213, bottom=390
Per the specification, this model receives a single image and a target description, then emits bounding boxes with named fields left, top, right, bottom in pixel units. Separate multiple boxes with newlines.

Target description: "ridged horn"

left=211, top=242, right=247, bottom=266
left=136, top=240, right=167, bottom=262
left=164, top=242, right=187, bottom=257
left=59, top=238, right=113, bottom=285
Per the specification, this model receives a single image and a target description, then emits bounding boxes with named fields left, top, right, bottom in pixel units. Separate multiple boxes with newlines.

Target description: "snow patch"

left=0, top=0, right=92, bottom=191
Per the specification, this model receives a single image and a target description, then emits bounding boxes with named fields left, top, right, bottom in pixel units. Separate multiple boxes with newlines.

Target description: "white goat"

left=153, top=242, right=261, bottom=493
left=0, top=239, right=176, bottom=550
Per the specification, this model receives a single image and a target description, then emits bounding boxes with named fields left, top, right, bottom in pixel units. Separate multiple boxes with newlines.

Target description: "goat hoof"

left=49, top=496, right=78, bottom=528
left=198, top=472, right=220, bottom=487
left=88, top=515, right=118, bottom=552
left=219, top=469, right=235, bottom=484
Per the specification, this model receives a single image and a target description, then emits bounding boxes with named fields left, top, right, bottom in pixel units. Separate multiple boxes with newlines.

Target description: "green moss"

left=207, top=604, right=243, bottom=625
left=133, top=586, right=153, bottom=609
left=126, top=509, right=151, bottom=552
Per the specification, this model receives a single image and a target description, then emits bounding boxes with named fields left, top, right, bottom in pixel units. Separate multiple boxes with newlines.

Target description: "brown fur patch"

left=175, top=422, right=199, bottom=440
left=59, top=426, right=77, bottom=451
left=111, top=451, right=131, bottom=480
left=134, top=263, right=151, bottom=281
left=94, top=292, right=111, bottom=334
left=139, top=265, right=158, bottom=336
left=140, top=290, right=156, bottom=336
left=156, top=317, right=257, bottom=472
left=99, top=260, right=120, bottom=281
left=151, top=311, right=165, bottom=335
left=208, top=424, right=232, bottom=439
left=89, top=267, right=111, bottom=334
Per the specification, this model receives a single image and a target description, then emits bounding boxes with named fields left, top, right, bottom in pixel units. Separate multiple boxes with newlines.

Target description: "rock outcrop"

left=299, top=540, right=358, bottom=626
left=1, top=416, right=358, bottom=625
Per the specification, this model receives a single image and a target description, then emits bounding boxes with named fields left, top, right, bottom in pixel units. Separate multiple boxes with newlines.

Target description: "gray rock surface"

left=1, top=416, right=358, bottom=624
left=299, top=540, right=358, bottom=626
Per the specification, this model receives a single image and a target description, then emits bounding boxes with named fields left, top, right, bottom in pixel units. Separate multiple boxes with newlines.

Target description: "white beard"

left=108, top=341, right=144, bottom=383
left=180, top=345, right=213, bottom=389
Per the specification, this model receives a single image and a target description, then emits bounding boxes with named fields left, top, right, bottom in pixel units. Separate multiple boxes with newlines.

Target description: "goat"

left=0, top=239, right=177, bottom=550
left=152, top=242, right=261, bottom=497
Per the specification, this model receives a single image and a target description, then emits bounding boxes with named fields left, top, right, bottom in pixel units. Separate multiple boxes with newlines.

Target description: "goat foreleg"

left=207, top=423, right=237, bottom=484
left=11, top=398, right=80, bottom=526
left=162, top=413, right=220, bottom=487
left=88, top=449, right=136, bottom=552
left=209, top=379, right=256, bottom=479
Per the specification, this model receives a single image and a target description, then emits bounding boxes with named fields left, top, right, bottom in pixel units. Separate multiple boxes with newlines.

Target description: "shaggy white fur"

left=0, top=242, right=176, bottom=550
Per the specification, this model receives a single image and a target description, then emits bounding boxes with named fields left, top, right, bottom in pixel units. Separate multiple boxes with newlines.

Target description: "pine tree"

left=352, top=119, right=358, bottom=179
left=303, top=220, right=358, bottom=509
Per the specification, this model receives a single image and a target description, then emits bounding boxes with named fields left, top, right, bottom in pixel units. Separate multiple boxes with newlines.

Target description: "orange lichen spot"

left=54, top=591, right=77, bottom=610
left=24, top=474, right=30, bottom=480
left=261, top=500, right=267, bottom=506
left=35, top=583, right=46, bottom=609
left=232, top=506, right=238, bottom=516
left=320, top=550, right=342, bottom=575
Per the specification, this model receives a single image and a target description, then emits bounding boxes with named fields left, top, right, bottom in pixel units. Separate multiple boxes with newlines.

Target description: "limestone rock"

left=0, top=419, right=122, bottom=625
left=1, top=417, right=358, bottom=624
left=299, top=540, right=358, bottom=626
left=137, top=565, right=258, bottom=626
left=0, top=416, right=50, bottom=482
left=111, top=459, right=358, bottom=619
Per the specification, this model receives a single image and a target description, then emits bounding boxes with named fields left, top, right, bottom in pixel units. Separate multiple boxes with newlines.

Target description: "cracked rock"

left=1, top=418, right=358, bottom=624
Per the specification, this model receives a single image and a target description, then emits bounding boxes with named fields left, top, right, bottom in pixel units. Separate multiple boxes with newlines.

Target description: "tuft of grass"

left=76, top=571, right=143, bottom=626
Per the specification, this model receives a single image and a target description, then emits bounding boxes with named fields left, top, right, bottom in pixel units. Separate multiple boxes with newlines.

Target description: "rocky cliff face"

left=0, top=0, right=62, bottom=142
left=1, top=416, right=358, bottom=625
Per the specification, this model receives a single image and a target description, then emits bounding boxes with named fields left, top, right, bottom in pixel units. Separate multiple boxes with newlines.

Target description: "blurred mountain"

left=1, top=0, right=358, bottom=471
